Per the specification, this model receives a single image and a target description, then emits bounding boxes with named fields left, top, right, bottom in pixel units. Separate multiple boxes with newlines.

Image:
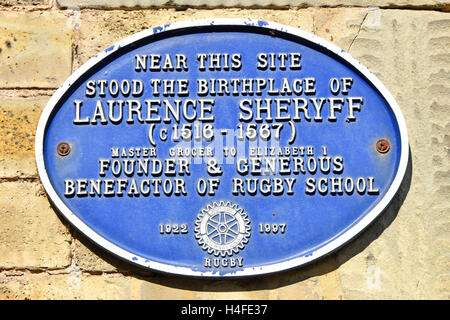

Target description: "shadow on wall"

left=55, top=148, right=413, bottom=293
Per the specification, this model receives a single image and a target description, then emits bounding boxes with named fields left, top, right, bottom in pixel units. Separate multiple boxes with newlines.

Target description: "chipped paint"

left=104, top=44, right=115, bottom=52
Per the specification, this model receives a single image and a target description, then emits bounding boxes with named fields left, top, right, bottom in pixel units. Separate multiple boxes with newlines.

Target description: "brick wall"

left=0, top=1, right=448, bottom=299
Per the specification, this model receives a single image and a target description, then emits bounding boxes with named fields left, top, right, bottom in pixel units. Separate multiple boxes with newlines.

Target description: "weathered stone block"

left=73, top=237, right=119, bottom=272
left=0, top=182, right=71, bottom=269
left=312, top=7, right=367, bottom=50
left=73, top=234, right=147, bottom=273
left=0, top=96, right=48, bottom=178
left=56, top=0, right=450, bottom=11
left=0, top=11, right=72, bottom=88
left=0, top=273, right=133, bottom=299
left=329, top=9, right=450, bottom=299
left=75, top=8, right=314, bottom=68
left=138, top=261, right=343, bottom=299
left=0, top=0, right=47, bottom=5
left=57, top=0, right=166, bottom=8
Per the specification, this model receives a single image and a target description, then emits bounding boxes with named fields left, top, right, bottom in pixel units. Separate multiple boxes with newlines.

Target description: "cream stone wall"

left=0, top=1, right=448, bottom=300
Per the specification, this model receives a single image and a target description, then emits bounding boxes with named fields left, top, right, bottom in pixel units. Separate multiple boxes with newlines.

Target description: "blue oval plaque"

left=36, top=19, right=409, bottom=277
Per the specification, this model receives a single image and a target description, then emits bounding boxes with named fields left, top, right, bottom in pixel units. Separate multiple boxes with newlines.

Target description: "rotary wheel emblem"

left=195, top=201, right=251, bottom=257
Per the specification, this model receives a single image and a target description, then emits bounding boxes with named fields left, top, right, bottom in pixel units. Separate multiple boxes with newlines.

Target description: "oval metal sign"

left=36, top=19, right=408, bottom=277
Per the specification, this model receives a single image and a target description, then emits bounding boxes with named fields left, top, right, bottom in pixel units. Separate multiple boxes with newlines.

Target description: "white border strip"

left=35, top=18, right=409, bottom=278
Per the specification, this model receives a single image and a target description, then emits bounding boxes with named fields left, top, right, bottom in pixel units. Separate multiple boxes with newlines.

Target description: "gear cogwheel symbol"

left=195, top=201, right=251, bottom=257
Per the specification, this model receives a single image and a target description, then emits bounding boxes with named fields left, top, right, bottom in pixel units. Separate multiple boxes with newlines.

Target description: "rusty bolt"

left=57, top=142, right=71, bottom=156
left=376, top=139, right=390, bottom=153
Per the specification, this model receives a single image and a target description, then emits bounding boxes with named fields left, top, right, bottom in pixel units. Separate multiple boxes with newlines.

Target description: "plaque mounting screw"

left=57, top=142, right=71, bottom=156
left=376, top=139, right=390, bottom=153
